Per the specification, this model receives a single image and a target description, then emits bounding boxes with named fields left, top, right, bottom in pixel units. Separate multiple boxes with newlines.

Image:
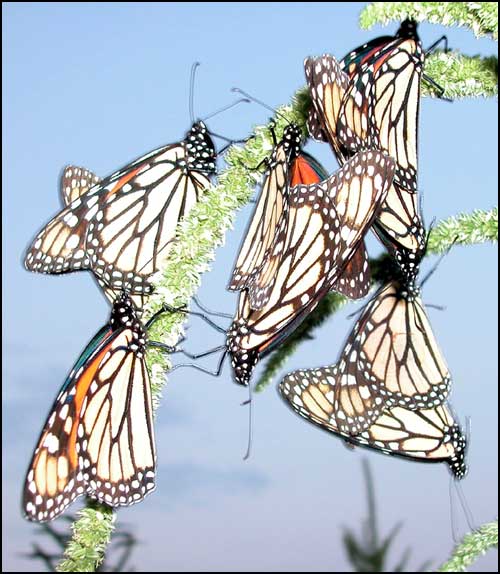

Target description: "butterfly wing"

left=228, top=151, right=395, bottom=385
left=333, top=281, right=451, bottom=434
left=339, top=34, right=424, bottom=193
left=228, top=141, right=292, bottom=293
left=306, top=105, right=328, bottom=142
left=304, top=54, right=351, bottom=161
left=279, top=365, right=467, bottom=479
left=24, top=194, right=97, bottom=274
left=79, top=326, right=156, bottom=508
left=333, top=242, right=371, bottom=299
left=246, top=151, right=329, bottom=310
left=373, top=181, right=426, bottom=254
left=23, top=325, right=113, bottom=522
left=290, top=151, right=329, bottom=187
left=60, top=166, right=101, bottom=206
left=23, top=296, right=156, bottom=522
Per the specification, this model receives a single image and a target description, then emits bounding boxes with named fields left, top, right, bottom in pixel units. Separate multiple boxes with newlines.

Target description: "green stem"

left=56, top=505, right=114, bottom=572
left=436, top=521, right=498, bottom=572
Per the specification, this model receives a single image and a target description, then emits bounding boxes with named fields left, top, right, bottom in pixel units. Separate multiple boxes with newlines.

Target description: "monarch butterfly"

left=305, top=19, right=427, bottom=255
left=228, top=123, right=316, bottom=298
left=227, top=151, right=395, bottom=386
left=279, top=364, right=467, bottom=479
left=23, top=293, right=160, bottom=522
left=25, top=121, right=217, bottom=296
left=228, top=123, right=370, bottom=308
left=330, top=278, right=451, bottom=436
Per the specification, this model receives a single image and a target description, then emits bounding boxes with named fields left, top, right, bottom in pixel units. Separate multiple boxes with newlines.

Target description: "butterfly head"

left=185, top=121, right=217, bottom=173
left=110, top=293, right=146, bottom=351
left=394, top=248, right=423, bottom=288
left=227, top=320, right=259, bottom=386
left=397, top=19, right=419, bottom=41
left=447, top=424, right=468, bottom=480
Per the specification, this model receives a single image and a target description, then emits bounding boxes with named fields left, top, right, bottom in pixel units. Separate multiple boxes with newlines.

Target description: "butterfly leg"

left=422, top=73, right=452, bottom=102
left=425, top=35, right=449, bottom=55
left=146, top=303, right=227, bottom=334
left=192, top=296, right=233, bottom=319
left=169, top=348, right=227, bottom=377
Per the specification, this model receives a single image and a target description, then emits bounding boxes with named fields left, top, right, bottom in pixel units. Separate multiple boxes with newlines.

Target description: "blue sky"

left=3, top=3, right=498, bottom=571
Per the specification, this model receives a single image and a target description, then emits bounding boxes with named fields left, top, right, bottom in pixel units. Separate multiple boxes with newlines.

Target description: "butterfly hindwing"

left=279, top=364, right=467, bottom=479
left=333, top=241, right=371, bottom=300
left=60, top=166, right=101, bottom=206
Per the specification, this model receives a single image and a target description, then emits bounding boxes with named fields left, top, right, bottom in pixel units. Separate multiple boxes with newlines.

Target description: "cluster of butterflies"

left=23, top=19, right=466, bottom=524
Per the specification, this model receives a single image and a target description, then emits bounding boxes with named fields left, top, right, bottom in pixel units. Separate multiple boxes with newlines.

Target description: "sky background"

left=3, top=2, right=498, bottom=572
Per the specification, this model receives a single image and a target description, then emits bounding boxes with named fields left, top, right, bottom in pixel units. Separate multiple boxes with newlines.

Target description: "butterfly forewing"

left=228, top=137, right=294, bottom=293
left=304, top=55, right=351, bottom=160
left=338, top=33, right=423, bottom=193
left=79, top=330, right=156, bottom=507
left=23, top=326, right=113, bottom=522
left=246, top=150, right=328, bottom=311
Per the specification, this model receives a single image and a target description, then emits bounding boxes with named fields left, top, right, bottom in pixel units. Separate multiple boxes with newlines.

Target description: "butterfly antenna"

left=455, top=481, right=476, bottom=533
left=420, top=234, right=459, bottom=288
left=231, top=87, right=289, bottom=124
left=346, top=305, right=365, bottom=321
left=242, top=383, right=254, bottom=461
left=460, top=416, right=476, bottom=532
left=189, top=62, right=201, bottom=123
left=449, top=476, right=461, bottom=543
left=202, top=98, right=251, bottom=124
left=424, top=303, right=446, bottom=312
